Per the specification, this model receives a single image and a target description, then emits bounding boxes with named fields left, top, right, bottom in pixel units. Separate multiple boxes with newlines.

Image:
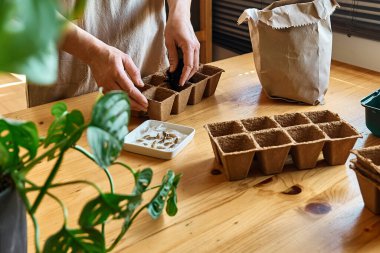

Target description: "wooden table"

left=5, top=54, right=380, bottom=252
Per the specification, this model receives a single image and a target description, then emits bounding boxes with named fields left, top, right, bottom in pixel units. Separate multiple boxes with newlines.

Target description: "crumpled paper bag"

left=238, top=0, right=339, bottom=105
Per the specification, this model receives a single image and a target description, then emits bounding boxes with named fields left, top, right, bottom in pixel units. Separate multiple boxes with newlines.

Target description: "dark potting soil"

left=0, top=176, right=12, bottom=193
left=166, top=48, right=184, bottom=91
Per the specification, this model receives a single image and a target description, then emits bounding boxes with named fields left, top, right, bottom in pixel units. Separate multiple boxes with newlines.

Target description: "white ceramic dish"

left=123, top=120, right=195, bottom=159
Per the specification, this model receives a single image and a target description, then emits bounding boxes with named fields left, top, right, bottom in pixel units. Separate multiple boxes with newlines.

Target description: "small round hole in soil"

left=282, top=185, right=302, bottom=195
left=211, top=169, right=222, bottom=175
left=305, top=202, right=331, bottom=215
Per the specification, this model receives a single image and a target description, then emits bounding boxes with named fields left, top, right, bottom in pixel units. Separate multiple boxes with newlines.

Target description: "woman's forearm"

left=167, top=0, right=192, bottom=20
left=59, top=23, right=106, bottom=66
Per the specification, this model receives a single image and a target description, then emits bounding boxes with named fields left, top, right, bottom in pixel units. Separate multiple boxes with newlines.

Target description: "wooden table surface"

left=5, top=54, right=380, bottom=253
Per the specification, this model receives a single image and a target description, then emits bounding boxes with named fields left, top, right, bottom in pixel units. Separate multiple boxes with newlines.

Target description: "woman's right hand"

left=61, top=24, right=148, bottom=111
left=88, top=45, right=148, bottom=111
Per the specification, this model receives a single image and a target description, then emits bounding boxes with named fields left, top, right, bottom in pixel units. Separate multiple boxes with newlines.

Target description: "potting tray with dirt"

left=140, top=65, right=224, bottom=121
left=205, top=110, right=362, bottom=181
left=351, top=145, right=380, bottom=214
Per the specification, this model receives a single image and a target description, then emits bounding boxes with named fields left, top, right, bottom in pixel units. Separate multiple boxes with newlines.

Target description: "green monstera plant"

left=0, top=1, right=181, bottom=251
left=0, top=91, right=181, bottom=252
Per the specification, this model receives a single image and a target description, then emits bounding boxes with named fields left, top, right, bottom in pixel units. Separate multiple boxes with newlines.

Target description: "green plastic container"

left=361, top=89, right=380, bottom=137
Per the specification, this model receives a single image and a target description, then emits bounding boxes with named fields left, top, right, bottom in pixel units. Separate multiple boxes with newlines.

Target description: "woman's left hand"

left=165, top=5, right=200, bottom=86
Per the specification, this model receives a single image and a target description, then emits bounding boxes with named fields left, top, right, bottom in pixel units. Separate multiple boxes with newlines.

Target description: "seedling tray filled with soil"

left=139, top=64, right=224, bottom=121
left=205, top=110, right=361, bottom=181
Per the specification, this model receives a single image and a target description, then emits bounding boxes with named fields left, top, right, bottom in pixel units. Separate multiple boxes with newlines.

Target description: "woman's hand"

left=165, top=0, right=200, bottom=86
left=60, top=24, right=148, bottom=111
left=88, top=45, right=148, bottom=111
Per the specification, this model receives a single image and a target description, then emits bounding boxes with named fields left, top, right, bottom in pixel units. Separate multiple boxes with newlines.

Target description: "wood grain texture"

left=4, top=54, right=380, bottom=253
left=0, top=73, right=26, bottom=115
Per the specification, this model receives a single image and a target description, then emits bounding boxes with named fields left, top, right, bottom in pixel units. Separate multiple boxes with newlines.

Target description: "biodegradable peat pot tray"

left=204, top=110, right=361, bottom=181
left=204, top=121, right=246, bottom=165
left=253, top=129, right=293, bottom=175
left=304, top=110, right=341, bottom=124
left=140, top=65, right=224, bottom=121
left=215, top=133, right=257, bottom=181
left=142, top=74, right=166, bottom=86
left=159, top=82, right=193, bottom=114
left=286, top=124, right=326, bottom=169
left=188, top=72, right=209, bottom=105
left=351, top=146, right=380, bottom=175
left=350, top=160, right=380, bottom=214
left=241, top=116, right=280, bottom=132
left=318, top=121, right=362, bottom=165
left=199, top=65, right=224, bottom=97
left=274, top=112, right=311, bottom=127
left=143, top=87, right=176, bottom=121
left=253, top=129, right=292, bottom=175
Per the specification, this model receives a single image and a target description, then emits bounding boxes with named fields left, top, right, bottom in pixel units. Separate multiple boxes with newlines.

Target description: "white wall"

left=213, top=32, right=380, bottom=72
left=332, top=32, right=380, bottom=72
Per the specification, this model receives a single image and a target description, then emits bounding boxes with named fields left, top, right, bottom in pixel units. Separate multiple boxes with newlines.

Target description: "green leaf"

left=133, top=168, right=153, bottom=194
left=87, top=91, right=130, bottom=169
left=51, top=102, right=67, bottom=117
left=43, top=227, right=105, bottom=253
left=166, top=174, right=182, bottom=216
left=0, top=0, right=64, bottom=84
left=44, top=103, right=85, bottom=152
left=79, top=193, right=142, bottom=228
left=0, top=118, right=39, bottom=173
left=148, top=170, right=179, bottom=219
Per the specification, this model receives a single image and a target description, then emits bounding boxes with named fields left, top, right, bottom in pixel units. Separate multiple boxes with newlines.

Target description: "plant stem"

left=112, top=161, right=136, bottom=175
left=73, top=145, right=96, bottom=162
left=25, top=179, right=103, bottom=194
left=106, top=203, right=149, bottom=252
left=31, top=153, right=64, bottom=213
left=104, top=169, right=114, bottom=193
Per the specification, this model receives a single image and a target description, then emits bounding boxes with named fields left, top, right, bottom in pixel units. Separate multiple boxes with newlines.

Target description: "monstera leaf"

left=87, top=91, right=130, bottom=169
left=0, top=118, right=39, bottom=173
left=44, top=102, right=85, bottom=153
left=79, top=193, right=142, bottom=228
left=148, top=170, right=181, bottom=219
left=133, top=168, right=153, bottom=194
left=43, top=227, right=105, bottom=253
left=166, top=174, right=182, bottom=216
left=0, top=0, right=62, bottom=84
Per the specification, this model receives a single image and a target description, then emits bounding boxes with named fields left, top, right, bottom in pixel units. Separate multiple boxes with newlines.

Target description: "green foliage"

left=0, top=92, right=181, bottom=252
left=79, top=193, right=142, bottom=228
left=0, top=119, right=39, bottom=174
left=148, top=170, right=181, bottom=219
left=43, top=227, right=105, bottom=253
left=88, top=91, right=130, bottom=169
left=0, top=0, right=63, bottom=84
left=44, top=103, right=85, bottom=153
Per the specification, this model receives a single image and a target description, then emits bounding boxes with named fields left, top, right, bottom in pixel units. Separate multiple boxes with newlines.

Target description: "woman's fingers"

left=123, top=55, right=144, bottom=88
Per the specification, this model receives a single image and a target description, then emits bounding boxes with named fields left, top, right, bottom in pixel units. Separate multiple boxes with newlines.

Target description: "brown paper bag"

left=238, top=0, right=339, bottom=105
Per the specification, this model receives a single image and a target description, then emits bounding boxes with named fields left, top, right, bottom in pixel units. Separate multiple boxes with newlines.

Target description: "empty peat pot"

left=361, top=89, right=380, bottom=137
left=318, top=121, right=362, bottom=165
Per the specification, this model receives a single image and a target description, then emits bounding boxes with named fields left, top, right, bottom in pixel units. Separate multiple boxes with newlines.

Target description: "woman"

left=27, top=0, right=200, bottom=111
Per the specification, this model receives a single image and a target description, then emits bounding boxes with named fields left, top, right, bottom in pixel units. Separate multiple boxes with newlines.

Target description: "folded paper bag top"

left=238, top=0, right=339, bottom=105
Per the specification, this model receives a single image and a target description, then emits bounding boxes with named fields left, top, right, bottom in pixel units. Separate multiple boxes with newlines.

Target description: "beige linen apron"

left=27, top=0, right=169, bottom=107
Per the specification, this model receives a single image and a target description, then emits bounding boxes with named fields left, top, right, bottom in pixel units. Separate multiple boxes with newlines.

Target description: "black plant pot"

left=0, top=180, right=27, bottom=253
